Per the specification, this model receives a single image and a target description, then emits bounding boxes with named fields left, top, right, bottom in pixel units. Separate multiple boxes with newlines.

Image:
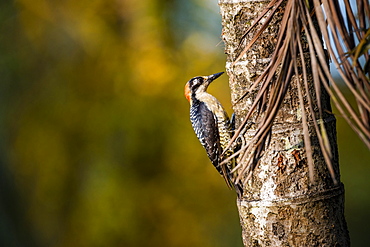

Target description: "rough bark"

left=219, top=0, right=350, bottom=246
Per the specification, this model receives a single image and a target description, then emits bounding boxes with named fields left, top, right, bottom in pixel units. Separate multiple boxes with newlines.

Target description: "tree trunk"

left=219, top=0, right=350, bottom=246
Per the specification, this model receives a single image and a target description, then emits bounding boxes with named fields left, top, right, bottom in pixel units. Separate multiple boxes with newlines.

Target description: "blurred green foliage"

left=0, top=0, right=368, bottom=247
left=335, top=90, right=370, bottom=247
left=0, top=0, right=241, bottom=246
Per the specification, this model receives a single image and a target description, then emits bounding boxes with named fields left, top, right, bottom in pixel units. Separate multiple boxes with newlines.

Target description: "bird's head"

left=184, top=72, right=224, bottom=103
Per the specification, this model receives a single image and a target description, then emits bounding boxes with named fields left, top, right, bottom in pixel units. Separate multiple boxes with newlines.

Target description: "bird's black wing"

left=190, top=101, right=234, bottom=189
left=190, top=101, right=221, bottom=169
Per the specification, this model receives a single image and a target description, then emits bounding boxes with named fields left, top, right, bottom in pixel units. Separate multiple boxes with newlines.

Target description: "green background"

left=0, top=0, right=368, bottom=246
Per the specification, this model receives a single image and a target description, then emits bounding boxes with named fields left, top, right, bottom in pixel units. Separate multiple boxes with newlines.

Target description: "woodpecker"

left=184, top=72, right=241, bottom=194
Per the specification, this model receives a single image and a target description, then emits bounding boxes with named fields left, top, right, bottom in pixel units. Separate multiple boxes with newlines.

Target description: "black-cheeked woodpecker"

left=184, top=72, right=241, bottom=195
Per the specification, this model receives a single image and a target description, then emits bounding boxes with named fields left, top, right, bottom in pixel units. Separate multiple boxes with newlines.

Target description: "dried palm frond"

left=222, top=0, right=370, bottom=184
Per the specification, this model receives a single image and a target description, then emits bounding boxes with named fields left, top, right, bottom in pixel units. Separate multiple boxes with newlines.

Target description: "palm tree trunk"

left=219, top=0, right=350, bottom=246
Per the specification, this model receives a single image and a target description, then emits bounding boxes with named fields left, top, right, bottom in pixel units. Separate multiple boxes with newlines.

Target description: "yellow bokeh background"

left=0, top=0, right=368, bottom=246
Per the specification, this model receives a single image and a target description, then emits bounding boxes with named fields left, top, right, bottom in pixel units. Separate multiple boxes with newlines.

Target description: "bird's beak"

left=206, top=72, right=224, bottom=83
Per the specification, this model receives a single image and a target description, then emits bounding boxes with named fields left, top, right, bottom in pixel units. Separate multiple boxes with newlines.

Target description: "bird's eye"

left=191, top=79, right=198, bottom=86
left=194, top=78, right=203, bottom=85
left=189, top=77, right=203, bottom=89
